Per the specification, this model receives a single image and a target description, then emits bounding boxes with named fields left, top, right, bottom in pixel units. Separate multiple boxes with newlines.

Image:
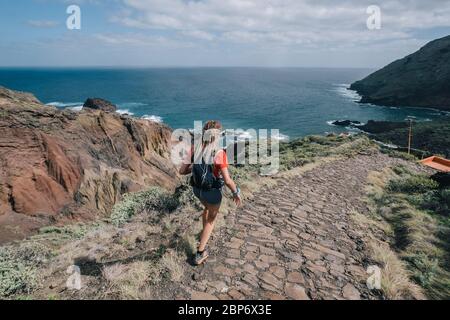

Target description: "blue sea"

left=0, top=68, right=446, bottom=140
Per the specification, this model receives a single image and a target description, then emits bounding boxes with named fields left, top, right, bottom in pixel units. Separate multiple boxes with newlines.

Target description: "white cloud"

left=27, top=20, right=59, bottom=28
left=114, top=0, right=450, bottom=48
left=182, top=30, right=216, bottom=41
left=93, top=33, right=194, bottom=48
left=6, top=0, right=450, bottom=67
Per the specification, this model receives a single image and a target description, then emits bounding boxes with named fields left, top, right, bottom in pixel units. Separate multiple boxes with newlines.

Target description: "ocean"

left=0, top=67, right=446, bottom=141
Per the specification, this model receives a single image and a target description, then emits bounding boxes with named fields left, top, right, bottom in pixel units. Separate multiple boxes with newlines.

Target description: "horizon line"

left=0, top=65, right=376, bottom=70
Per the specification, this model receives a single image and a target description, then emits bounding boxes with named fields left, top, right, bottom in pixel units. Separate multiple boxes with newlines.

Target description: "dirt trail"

left=183, top=153, right=410, bottom=300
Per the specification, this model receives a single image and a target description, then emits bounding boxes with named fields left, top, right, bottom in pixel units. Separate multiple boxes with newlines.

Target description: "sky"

left=0, top=0, right=449, bottom=68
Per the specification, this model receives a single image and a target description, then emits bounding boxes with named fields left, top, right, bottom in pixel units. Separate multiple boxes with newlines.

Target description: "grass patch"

left=159, top=249, right=185, bottom=282
left=351, top=208, right=422, bottom=299
left=279, top=134, right=376, bottom=170
left=370, top=241, right=424, bottom=299
left=366, top=165, right=450, bottom=299
left=388, top=175, right=439, bottom=194
left=110, top=187, right=180, bottom=226
left=102, top=261, right=153, bottom=300
left=0, top=242, right=53, bottom=298
left=38, top=224, right=91, bottom=240
left=101, top=248, right=185, bottom=300
left=173, top=182, right=203, bottom=210
left=380, top=148, right=418, bottom=161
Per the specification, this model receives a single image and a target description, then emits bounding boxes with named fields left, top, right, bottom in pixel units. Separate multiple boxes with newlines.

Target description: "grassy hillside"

left=362, top=165, right=449, bottom=299
left=350, top=35, right=450, bottom=111
left=374, top=120, right=450, bottom=158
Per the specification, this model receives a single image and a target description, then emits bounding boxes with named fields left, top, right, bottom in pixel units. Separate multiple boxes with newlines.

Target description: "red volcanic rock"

left=0, top=86, right=179, bottom=244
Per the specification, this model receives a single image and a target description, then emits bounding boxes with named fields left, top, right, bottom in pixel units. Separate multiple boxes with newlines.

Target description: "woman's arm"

left=220, top=167, right=242, bottom=206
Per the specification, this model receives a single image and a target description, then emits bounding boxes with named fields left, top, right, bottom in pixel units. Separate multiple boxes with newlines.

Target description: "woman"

left=179, top=120, right=242, bottom=265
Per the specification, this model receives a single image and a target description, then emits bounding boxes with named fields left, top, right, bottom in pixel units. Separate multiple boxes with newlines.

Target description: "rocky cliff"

left=350, top=35, right=450, bottom=110
left=0, top=86, right=179, bottom=243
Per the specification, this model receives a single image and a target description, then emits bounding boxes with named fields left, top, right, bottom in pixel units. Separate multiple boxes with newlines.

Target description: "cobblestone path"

left=186, top=153, right=408, bottom=300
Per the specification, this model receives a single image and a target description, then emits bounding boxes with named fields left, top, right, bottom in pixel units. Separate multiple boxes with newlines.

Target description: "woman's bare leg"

left=198, top=203, right=220, bottom=252
left=202, top=208, right=208, bottom=229
left=201, top=201, right=209, bottom=229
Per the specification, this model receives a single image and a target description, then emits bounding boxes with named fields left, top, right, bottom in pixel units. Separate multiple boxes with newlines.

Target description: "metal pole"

left=408, top=119, right=412, bottom=155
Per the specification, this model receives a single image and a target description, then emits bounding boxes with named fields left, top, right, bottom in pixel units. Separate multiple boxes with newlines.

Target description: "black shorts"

left=193, top=187, right=223, bottom=205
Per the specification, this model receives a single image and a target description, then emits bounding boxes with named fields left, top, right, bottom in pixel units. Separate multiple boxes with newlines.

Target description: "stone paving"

left=186, top=153, right=407, bottom=300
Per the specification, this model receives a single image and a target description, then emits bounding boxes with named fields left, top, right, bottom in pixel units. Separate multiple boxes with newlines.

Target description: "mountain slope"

left=350, top=35, right=450, bottom=110
left=0, top=87, right=179, bottom=244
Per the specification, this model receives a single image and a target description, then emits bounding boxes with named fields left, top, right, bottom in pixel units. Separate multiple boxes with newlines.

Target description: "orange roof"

left=420, top=156, right=450, bottom=173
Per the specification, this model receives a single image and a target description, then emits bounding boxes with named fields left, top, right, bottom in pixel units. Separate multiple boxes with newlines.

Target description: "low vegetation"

left=100, top=248, right=185, bottom=300
left=374, top=120, right=450, bottom=158
left=36, top=224, right=94, bottom=244
left=102, top=261, right=154, bottom=299
left=0, top=242, right=53, bottom=297
left=379, top=148, right=418, bottom=161
left=110, top=187, right=180, bottom=226
left=369, top=241, right=424, bottom=299
left=279, top=134, right=375, bottom=170
left=363, top=165, right=450, bottom=299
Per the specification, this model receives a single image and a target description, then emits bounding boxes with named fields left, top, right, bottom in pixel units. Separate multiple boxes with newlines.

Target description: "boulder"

left=332, top=120, right=361, bottom=127
left=83, top=98, right=117, bottom=112
left=331, top=119, right=409, bottom=134
left=358, top=120, right=409, bottom=134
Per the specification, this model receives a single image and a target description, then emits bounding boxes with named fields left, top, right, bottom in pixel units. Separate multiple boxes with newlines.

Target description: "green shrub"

left=388, top=175, right=439, bottom=194
left=305, top=135, right=331, bottom=145
left=0, top=259, right=36, bottom=297
left=381, top=148, right=418, bottom=161
left=228, top=164, right=258, bottom=186
left=0, top=243, right=52, bottom=297
left=39, top=224, right=90, bottom=240
left=414, top=188, right=450, bottom=217
left=111, top=187, right=179, bottom=226
left=278, top=135, right=339, bottom=170
left=173, top=182, right=202, bottom=210
left=439, top=188, right=450, bottom=211
left=392, top=165, right=412, bottom=176
left=15, top=295, right=34, bottom=300
left=407, top=253, right=439, bottom=288
left=280, top=152, right=310, bottom=170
